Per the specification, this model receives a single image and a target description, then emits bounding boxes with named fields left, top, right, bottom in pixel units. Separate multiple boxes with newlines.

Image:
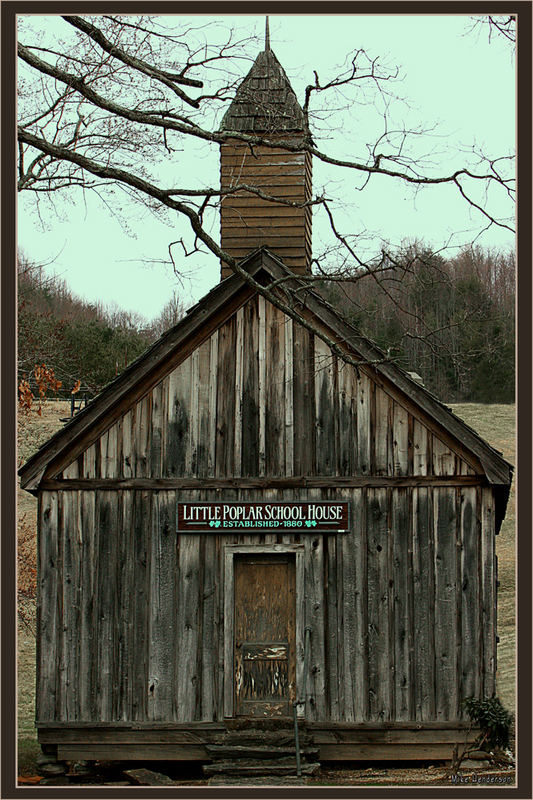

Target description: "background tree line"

left=18, top=252, right=184, bottom=399
left=325, top=244, right=515, bottom=403
left=18, top=243, right=514, bottom=404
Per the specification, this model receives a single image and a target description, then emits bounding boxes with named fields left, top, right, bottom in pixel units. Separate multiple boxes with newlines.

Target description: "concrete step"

left=203, top=759, right=320, bottom=778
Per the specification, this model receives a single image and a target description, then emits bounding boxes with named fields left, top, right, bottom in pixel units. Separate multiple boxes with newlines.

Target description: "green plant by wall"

left=462, top=696, right=513, bottom=750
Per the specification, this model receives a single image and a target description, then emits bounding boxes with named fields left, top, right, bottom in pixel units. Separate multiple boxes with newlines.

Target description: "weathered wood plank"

left=134, top=395, right=151, bottom=478
left=233, top=307, right=244, bottom=478
left=392, top=403, right=409, bottom=476
left=102, top=423, right=119, bottom=478
left=240, top=297, right=259, bottom=477
left=195, top=340, right=213, bottom=478
left=207, top=332, right=219, bottom=478
left=223, top=535, right=234, bottom=718
left=166, top=358, right=192, bottom=477
left=366, top=488, right=391, bottom=720
left=309, top=724, right=478, bottom=741
left=62, top=492, right=81, bottom=721
left=201, top=525, right=218, bottom=721
left=121, top=409, right=134, bottom=479
left=215, top=314, right=236, bottom=477
left=189, top=349, right=200, bottom=474
left=433, top=488, right=458, bottom=719
left=460, top=487, right=479, bottom=703
left=314, top=338, right=336, bottom=475
left=265, top=302, right=286, bottom=475
left=292, top=324, right=315, bottom=475
left=304, top=498, right=326, bottom=720
left=433, top=435, right=457, bottom=476
left=480, top=488, right=496, bottom=697
left=57, top=744, right=206, bottom=761
left=62, top=460, right=78, bottom=479
left=316, top=743, right=459, bottom=761
left=460, top=459, right=476, bottom=476
left=325, top=532, right=339, bottom=720
left=56, top=492, right=67, bottom=720
left=132, top=491, right=151, bottom=721
left=37, top=491, right=59, bottom=722
left=392, top=488, right=412, bottom=720
left=284, top=316, right=294, bottom=476
left=148, top=492, right=177, bottom=721
left=150, top=380, right=165, bottom=478
left=374, top=386, right=389, bottom=476
left=407, top=413, right=414, bottom=474
left=39, top=725, right=224, bottom=741
left=258, top=295, right=266, bottom=476
left=356, top=372, right=370, bottom=475
left=77, top=492, right=96, bottom=721
left=176, top=533, right=201, bottom=721
left=95, top=491, right=119, bottom=721
left=82, top=443, right=96, bottom=479
left=337, top=363, right=356, bottom=477
left=412, top=488, right=435, bottom=720
left=116, top=490, right=133, bottom=721
left=412, top=419, right=428, bottom=476
left=42, top=475, right=487, bottom=491
left=38, top=719, right=473, bottom=733
left=340, top=488, right=367, bottom=722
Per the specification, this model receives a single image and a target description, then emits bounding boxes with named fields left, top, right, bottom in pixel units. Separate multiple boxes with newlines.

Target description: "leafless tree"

left=467, top=14, right=516, bottom=44
left=17, top=15, right=516, bottom=377
left=150, top=290, right=187, bottom=339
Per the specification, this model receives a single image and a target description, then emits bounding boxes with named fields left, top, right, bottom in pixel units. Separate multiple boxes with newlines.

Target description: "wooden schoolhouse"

left=20, top=37, right=512, bottom=773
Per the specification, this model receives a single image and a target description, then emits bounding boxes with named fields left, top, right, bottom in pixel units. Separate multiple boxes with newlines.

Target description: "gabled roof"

left=219, top=48, right=309, bottom=135
left=19, top=247, right=513, bottom=496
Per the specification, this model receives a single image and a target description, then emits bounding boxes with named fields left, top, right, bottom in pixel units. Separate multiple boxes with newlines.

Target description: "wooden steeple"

left=219, top=27, right=312, bottom=278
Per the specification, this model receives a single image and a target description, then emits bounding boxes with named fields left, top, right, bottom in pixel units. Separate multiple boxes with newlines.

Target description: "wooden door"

left=234, top=554, right=296, bottom=716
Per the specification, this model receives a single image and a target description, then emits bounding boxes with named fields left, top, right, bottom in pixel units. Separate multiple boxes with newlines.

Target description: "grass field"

left=16, top=401, right=516, bottom=776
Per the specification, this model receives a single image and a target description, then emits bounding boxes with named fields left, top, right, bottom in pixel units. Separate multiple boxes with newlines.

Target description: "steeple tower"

left=218, top=28, right=312, bottom=279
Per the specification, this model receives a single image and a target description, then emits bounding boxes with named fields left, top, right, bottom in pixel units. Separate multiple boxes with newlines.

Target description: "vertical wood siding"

left=61, top=297, right=477, bottom=481
left=38, top=484, right=496, bottom=724
left=39, top=296, right=497, bottom=727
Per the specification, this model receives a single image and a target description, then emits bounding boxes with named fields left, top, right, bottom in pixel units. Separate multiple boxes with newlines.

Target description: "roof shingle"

left=219, top=49, right=308, bottom=134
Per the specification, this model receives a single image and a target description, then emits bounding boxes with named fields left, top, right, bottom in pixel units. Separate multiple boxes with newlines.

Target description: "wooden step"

left=221, top=730, right=312, bottom=747
left=208, top=776, right=309, bottom=785
left=206, top=744, right=319, bottom=760
left=203, top=759, right=320, bottom=778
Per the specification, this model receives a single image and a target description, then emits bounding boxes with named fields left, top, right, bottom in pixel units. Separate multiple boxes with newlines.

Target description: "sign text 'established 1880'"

left=176, top=501, right=350, bottom=533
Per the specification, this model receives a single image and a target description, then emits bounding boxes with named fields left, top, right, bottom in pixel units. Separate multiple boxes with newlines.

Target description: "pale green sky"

left=17, top=14, right=516, bottom=321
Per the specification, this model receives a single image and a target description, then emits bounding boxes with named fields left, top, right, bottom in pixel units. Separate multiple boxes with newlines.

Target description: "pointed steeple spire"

left=219, top=42, right=308, bottom=134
